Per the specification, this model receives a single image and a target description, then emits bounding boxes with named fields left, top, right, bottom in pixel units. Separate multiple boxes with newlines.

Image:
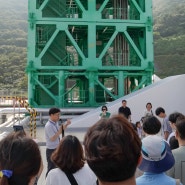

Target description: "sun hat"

left=138, top=135, right=175, bottom=173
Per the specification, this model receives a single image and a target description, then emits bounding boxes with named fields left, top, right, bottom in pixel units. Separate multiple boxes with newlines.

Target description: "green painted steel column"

left=89, top=71, right=95, bottom=106
left=118, top=71, right=124, bottom=98
left=59, top=71, right=65, bottom=107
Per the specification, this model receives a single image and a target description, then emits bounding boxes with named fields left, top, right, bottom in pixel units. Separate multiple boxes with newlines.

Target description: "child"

left=136, top=121, right=143, bottom=139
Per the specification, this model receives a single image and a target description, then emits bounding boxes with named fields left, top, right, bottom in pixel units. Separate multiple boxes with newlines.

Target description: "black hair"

left=101, top=105, right=108, bottom=111
left=155, top=107, right=165, bottom=115
left=49, top=107, right=61, bottom=115
left=122, top=100, right=127, bottom=103
left=142, top=116, right=161, bottom=135
left=146, top=102, right=152, bottom=108
left=175, top=118, right=185, bottom=140
left=168, top=112, right=184, bottom=124
left=169, top=136, right=179, bottom=150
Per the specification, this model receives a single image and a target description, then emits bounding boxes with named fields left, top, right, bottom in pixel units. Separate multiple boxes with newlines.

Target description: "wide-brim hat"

left=138, top=135, right=175, bottom=173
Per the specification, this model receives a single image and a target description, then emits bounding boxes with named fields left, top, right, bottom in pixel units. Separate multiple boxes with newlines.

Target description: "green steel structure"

left=27, top=0, right=154, bottom=108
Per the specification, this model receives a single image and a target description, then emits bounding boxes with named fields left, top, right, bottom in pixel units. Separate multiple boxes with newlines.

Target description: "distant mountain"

left=0, top=0, right=27, bottom=90
left=152, top=0, right=185, bottom=77
left=0, top=0, right=184, bottom=90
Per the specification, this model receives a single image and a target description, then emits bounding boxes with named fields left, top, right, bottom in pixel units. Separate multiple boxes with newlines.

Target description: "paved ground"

left=36, top=127, right=143, bottom=185
left=0, top=125, right=143, bottom=185
left=36, top=127, right=87, bottom=185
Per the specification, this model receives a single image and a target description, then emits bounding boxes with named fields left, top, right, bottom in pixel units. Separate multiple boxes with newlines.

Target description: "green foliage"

left=0, top=0, right=27, bottom=90
left=153, top=0, right=185, bottom=78
left=0, top=0, right=185, bottom=93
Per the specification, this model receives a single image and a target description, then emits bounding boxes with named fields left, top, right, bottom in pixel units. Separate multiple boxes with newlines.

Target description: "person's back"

left=46, top=135, right=97, bottom=185
left=84, top=115, right=141, bottom=185
left=46, top=163, right=96, bottom=185
left=155, top=107, right=172, bottom=140
left=166, top=118, right=185, bottom=185
left=136, top=135, right=182, bottom=185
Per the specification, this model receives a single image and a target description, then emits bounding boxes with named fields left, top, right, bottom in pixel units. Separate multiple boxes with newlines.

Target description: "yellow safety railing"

left=16, top=97, right=37, bottom=139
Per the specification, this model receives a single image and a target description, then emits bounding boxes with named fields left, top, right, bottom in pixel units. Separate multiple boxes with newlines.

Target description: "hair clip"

left=0, top=170, right=13, bottom=178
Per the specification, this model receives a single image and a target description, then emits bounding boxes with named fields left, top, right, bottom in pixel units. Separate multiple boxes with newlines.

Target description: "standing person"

left=0, top=132, right=42, bottom=185
left=118, top=99, right=132, bottom=122
left=136, top=135, right=182, bottom=185
left=167, top=112, right=184, bottom=144
left=136, top=121, right=143, bottom=139
left=46, top=135, right=97, bottom=185
left=155, top=107, right=172, bottom=141
left=45, top=107, right=71, bottom=176
left=84, top=115, right=142, bottom=185
left=167, top=118, right=185, bottom=185
left=99, top=105, right=111, bottom=119
left=143, top=102, right=153, bottom=117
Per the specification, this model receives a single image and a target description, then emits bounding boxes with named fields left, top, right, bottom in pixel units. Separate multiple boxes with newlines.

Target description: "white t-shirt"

left=46, top=163, right=97, bottom=185
left=167, top=131, right=175, bottom=144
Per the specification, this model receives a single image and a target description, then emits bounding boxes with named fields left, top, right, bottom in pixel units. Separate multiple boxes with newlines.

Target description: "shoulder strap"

left=61, top=125, right=64, bottom=138
left=175, top=179, right=180, bottom=185
left=96, top=179, right=99, bottom=185
left=64, top=171, right=78, bottom=185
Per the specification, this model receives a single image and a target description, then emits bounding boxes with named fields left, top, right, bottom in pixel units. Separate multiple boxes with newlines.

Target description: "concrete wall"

left=69, top=74, right=185, bottom=128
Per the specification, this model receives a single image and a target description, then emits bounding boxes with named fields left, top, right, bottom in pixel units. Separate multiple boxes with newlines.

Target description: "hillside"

left=153, top=0, right=185, bottom=77
left=0, top=0, right=28, bottom=90
left=0, top=0, right=185, bottom=90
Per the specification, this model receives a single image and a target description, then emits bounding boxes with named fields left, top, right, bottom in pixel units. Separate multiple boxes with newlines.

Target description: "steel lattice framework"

left=27, top=0, right=154, bottom=108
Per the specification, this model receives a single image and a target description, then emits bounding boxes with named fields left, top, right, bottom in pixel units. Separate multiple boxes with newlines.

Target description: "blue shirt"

left=45, top=119, right=60, bottom=149
left=136, top=172, right=182, bottom=185
left=162, top=116, right=172, bottom=139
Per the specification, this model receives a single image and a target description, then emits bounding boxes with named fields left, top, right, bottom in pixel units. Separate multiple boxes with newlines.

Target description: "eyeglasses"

left=102, top=109, right=106, bottom=111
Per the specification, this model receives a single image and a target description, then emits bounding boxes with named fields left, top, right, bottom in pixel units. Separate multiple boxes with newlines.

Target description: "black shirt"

left=118, top=106, right=131, bottom=119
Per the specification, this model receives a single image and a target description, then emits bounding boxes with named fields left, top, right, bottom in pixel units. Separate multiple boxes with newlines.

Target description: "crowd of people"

left=0, top=102, right=185, bottom=185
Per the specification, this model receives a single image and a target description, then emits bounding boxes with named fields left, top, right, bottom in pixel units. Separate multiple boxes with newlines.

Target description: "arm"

left=128, top=108, right=131, bottom=122
left=128, top=115, right=131, bottom=122
left=49, top=120, right=71, bottom=141
left=50, top=129, right=61, bottom=142
left=164, top=131, right=170, bottom=141
left=118, top=107, right=121, bottom=114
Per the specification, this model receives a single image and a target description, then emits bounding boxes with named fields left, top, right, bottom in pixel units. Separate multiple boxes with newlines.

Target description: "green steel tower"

left=27, top=0, right=154, bottom=108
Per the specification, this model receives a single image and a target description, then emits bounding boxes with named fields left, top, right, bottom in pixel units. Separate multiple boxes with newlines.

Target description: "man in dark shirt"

left=118, top=100, right=131, bottom=122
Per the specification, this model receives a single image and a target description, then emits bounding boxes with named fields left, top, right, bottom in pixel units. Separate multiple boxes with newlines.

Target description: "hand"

left=63, top=119, right=71, bottom=130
